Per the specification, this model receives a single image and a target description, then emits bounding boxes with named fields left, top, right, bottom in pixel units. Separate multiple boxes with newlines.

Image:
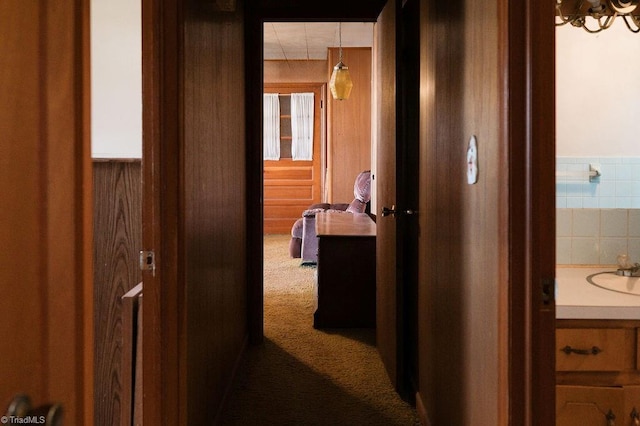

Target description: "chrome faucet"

left=616, top=254, right=640, bottom=277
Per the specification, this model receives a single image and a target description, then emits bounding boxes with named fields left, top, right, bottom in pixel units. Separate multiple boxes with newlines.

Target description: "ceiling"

left=263, top=22, right=374, bottom=61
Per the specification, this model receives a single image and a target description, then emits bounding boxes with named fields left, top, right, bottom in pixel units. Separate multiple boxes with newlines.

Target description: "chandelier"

left=556, top=0, right=640, bottom=33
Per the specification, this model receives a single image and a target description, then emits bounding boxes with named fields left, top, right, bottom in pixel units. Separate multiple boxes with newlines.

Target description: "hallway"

left=217, top=234, right=419, bottom=425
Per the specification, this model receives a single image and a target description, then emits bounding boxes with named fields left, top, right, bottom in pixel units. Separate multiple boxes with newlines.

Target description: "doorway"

left=249, top=16, right=380, bottom=341
left=137, top=0, right=557, bottom=423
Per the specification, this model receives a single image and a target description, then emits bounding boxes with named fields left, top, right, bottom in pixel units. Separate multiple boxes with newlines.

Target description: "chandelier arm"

left=622, top=14, right=640, bottom=32
left=556, top=0, right=640, bottom=32
left=555, top=2, right=574, bottom=25
left=555, top=12, right=576, bottom=26
left=582, top=21, right=607, bottom=32
left=599, top=14, right=617, bottom=29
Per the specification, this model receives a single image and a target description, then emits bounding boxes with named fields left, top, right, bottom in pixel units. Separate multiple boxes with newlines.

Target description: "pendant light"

left=329, top=22, right=353, bottom=100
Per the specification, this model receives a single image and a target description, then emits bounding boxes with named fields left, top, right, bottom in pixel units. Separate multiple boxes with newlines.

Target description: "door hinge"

left=140, top=250, right=156, bottom=276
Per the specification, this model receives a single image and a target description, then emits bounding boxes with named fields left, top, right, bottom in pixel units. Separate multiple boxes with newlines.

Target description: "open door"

left=374, top=0, right=420, bottom=398
left=374, top=0, right=399, bottom=389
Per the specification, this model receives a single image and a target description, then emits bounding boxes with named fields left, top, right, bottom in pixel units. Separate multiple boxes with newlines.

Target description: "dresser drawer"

left=556, top=385, right=624, bottom=426
left=556, top=328, right=635, bottom=372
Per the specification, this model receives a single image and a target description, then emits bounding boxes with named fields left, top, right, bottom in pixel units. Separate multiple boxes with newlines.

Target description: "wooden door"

left=375, top=0, right=421, bottom=399
left=263, top=84, right=323, bottom=234
left=0, top=1, right=93, bottom=424
left=396, top=0, right=420, bottom=398
left=374, top=0, right=401, bottom=390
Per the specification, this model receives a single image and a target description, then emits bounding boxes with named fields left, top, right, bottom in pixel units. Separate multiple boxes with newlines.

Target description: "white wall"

left=556, top=21, right=640, bottom=157
left=91, top=0, right=142, bottom=158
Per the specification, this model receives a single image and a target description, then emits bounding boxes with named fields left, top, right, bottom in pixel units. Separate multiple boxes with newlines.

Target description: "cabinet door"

left=557, top=385, right=624, bottom=426
left=625, top=386, right=640, bottom=426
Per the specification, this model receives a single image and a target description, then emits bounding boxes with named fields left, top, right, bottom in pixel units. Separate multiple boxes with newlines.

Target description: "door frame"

left=506, top=0, right=556, bottom=423
left=244, top=2, right=389, bottom=344
left=139, top=0, right=556, bottom=423
left=141, top=0, right=182, bottom=424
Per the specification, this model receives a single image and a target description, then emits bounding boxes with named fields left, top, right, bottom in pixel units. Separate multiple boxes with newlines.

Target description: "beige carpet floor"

left=217, top=234, right=419, bottom=425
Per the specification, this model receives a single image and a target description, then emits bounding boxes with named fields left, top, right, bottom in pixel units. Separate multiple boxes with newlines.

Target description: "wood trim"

left=246, top=4, right=265, bottom=344
left=415, top=392, right=432, bottom=426
left=80, top=0, right=94, bottom=423
left=141, top=0, right=182, bottom=424
left=497, top=0, right=510, bottom=424
left=507, top=0, right=557, bottom=423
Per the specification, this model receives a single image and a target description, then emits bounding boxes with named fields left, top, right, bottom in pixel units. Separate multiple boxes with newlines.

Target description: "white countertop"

left=556, top=267, right=640, bottom=320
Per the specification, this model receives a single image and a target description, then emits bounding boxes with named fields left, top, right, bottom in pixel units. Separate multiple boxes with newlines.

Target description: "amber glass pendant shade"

left=329, top=61, right=353, bottom=100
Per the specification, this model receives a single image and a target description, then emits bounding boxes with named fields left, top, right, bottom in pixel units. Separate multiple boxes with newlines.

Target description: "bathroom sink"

left=587, top=271, right=640, bottom=296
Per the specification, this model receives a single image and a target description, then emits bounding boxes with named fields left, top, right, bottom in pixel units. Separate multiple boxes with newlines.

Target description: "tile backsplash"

left=557, top=208, right=640, bottom=265
left=556, top=157, right=640, bottom=208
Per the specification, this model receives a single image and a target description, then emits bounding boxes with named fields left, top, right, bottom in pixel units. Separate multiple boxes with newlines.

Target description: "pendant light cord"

left=339, top=22, right=343, bottom=62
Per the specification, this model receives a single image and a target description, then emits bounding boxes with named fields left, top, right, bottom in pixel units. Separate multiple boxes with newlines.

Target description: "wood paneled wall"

left=93, top=160, right=142, bottom=426
left=327, top=47, right=372, bottom=203
left=183, top=3, right=248, bottom=424
left=416, top=0, right=505, bottom=424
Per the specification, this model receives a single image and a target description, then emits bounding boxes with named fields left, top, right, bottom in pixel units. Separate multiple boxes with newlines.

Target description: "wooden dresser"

left=313, top=211, right=376, bottom=328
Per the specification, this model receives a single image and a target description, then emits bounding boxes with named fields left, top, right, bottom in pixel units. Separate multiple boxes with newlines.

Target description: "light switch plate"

left=467, top=135, right=478, bottom=185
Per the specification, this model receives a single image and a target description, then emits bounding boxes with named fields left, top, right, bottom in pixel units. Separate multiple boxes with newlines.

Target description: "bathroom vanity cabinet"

left=556, top=319, right=640, bottom=426
left=555, top=267, right=640, bottom=425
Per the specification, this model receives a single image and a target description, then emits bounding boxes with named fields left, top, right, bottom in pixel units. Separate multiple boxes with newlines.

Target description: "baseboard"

left=415, top=391, right=432, bottom=426
left=213, top=334, right=249, bottom=425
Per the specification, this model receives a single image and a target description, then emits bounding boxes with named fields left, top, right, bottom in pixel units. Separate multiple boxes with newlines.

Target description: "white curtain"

left=291, top=93, right=314, bottom=161
left=263, top=93, right=280, bottom=160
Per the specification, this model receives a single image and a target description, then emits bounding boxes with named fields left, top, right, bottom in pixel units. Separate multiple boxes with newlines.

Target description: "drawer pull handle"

left=560, top=345, right=602, bottom=355
left=631, top=407, right=640, bottom=426
left=606, top=409, right=616, bottom=426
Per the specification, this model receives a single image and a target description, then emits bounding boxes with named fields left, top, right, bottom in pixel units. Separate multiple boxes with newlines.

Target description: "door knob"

left=381, top=205, right=418, bottom=218
left=5, top=395, right=63, bottom=426
left=381, top=205, right=398, bottom=217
